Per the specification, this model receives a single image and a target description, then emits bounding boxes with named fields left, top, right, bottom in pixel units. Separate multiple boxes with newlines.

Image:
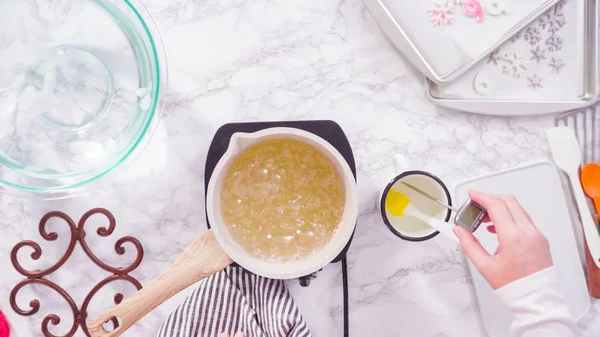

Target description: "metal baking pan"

left=426, top=0, right=599, bottom=116
left=363, top=0, right=561, bottom=85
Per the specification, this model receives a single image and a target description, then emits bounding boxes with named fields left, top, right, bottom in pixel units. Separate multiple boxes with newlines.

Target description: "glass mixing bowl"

left=0, top=0, right=167, bottom=198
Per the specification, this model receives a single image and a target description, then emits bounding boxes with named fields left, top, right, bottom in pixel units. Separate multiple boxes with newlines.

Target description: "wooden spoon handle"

left=87, top=229, right=233, bottom=337
left=586, top=202, right=600, bottom=298
left=585, top=240, right=600, bottom=298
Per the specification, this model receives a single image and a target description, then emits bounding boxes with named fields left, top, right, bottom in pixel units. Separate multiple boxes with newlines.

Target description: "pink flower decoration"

left=463, top=0, right=484, bottom=22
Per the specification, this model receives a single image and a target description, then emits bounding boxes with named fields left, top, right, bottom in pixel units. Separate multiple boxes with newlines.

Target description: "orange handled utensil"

left=581, top=163, right=600, bottom=298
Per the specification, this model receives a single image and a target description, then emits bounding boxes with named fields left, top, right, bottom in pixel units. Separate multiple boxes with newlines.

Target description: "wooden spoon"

left=87, top=230, right=233, bottom=337
left=580, top=163, right=600, bottom=298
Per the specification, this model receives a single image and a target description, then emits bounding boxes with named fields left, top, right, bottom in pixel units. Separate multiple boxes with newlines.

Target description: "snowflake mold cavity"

left=527, top=74, right=543, bottom=90
left=530, top=46, right=547, bottom=64
left=549, top=57, right=566, bottom=74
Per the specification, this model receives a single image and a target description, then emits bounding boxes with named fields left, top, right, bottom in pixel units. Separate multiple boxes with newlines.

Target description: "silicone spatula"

left=581, top=163, right=600, bottom=297
left=582, top=164, right=600, bottom=225
left=386, top=189, right=458, bottom=243
left=546, top=127, right=600, bottom=268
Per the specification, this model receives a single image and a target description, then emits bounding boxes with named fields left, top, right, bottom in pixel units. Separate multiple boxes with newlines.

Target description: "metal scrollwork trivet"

left=10, top=208, right=144, bottom=337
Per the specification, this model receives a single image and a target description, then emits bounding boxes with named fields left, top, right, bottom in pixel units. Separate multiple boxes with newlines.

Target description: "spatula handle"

left=87, top=229, right=233, bottom=337
left=568, top=171, right=600, bottom=268
left=405, top=206, right=459, bottom=243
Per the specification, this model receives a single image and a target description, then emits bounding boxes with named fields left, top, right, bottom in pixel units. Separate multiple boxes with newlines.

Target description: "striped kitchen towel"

left=155, top=266, right=311, bottom=337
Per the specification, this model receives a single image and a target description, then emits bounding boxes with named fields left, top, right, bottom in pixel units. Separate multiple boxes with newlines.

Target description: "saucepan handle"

left=87, top=229, right=233, bottom=337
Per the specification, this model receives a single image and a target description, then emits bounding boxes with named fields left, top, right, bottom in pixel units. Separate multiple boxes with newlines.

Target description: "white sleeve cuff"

left=495, top=266, right=558, bottom=304
left=493, top=266, right=578, bottom=337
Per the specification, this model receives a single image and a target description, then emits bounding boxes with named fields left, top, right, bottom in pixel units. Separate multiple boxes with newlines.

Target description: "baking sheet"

left=427, top=0, right=599, bottom=115
left=454, top=161, right=590, bottom=337
left=364, top=0, right=560, bottom=83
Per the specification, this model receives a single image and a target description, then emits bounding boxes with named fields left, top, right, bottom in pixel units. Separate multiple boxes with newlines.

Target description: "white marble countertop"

left=1, top=0, right=599, bottom=336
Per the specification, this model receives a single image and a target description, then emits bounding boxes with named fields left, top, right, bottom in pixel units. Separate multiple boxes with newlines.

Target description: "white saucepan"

left=88, top=127, right=358, bottom=337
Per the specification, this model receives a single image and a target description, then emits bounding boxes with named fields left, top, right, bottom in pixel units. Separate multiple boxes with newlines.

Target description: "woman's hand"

left=219, top=333, right=245, bottom=337
left=453, top=190, right=553, bottom=290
